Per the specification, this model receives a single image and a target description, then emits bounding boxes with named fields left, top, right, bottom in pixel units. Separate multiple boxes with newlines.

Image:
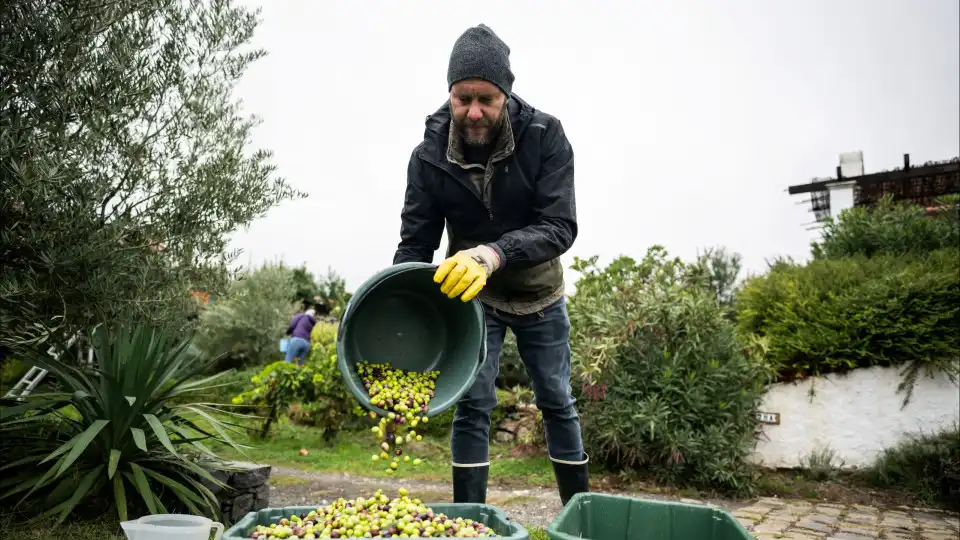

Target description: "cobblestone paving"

left=729, top=497, right=959, bottom=540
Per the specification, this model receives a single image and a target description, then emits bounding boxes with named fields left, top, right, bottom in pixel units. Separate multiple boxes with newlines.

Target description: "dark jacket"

left=393, top=95, right=577, bottom=303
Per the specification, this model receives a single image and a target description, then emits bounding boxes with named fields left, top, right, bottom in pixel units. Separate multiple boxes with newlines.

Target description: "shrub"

left=232, top=322, right=363, bottom=440
left=311, top=321, right=338, bottom=351
left=868, top=427, right=960, bottom=511
left=736, top=249, right=960, bottom=404
left=414, top=388, right=514, bottom=441
left=0, top=324, right=244, bottom=525
left=568, top=248, right=772, bottom=493
left=291, top=266, right=320, bottom=307
left=799, top=446, right=845, bottom=481
left=173, top=366, right=263, bottom=410
left=194, top=262, right=299, bottom=371
left=0, top=357, right=30, bottom=388
left=812, top=195, right=959, bottom=260
left=315, top=269, right=354, bottom=318
left=496, top=332, right=529, bottom=389
left=232, top=361, right=305, bottom=437
left=682, top=246, right=743, bottom=316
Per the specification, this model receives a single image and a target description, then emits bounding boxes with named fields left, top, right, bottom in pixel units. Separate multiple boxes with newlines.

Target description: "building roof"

left=788, top=154, right=960, bottom=221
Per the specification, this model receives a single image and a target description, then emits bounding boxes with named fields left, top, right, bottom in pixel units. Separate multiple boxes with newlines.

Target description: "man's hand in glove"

left=434, top=245, right=501, bottom=302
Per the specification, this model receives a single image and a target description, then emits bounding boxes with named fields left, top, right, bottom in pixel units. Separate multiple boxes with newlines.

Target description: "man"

left=393, top=23, right=588, bottom=506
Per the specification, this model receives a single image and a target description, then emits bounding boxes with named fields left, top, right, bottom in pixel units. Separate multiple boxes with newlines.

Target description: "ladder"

left=3, top=332, right=90, bottom=400
left=4, top=365, right=49, bottom=399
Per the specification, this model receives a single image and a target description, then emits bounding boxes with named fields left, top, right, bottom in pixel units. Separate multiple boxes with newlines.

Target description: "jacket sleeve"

left=285, top=314, right=300, bottom=336
left=491, top=117, right=578, bottom=268
left=393, top=147, right=445, bottom=265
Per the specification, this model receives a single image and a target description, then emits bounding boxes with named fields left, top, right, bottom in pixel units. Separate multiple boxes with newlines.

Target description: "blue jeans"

left=451, top=297, right=584, bottom=465
left=284, top=336, right=311, bottom=365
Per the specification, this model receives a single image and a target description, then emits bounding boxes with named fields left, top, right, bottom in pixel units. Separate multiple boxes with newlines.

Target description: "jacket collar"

left=419, top=94, right=536, bottom=165
left=445, top=108, right=515, bottom=169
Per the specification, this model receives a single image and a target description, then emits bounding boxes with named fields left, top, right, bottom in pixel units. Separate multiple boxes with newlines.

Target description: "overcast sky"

left=228, top=0, right=959, bottom=291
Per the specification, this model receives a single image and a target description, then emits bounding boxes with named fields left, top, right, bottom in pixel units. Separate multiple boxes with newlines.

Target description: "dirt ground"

left=265, top=466, right=747, bottom=529
left=265, top=467, right=960, bottom=539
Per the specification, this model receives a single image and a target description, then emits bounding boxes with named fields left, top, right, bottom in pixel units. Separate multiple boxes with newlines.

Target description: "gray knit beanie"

left=447, top=24, right=514, bottom=95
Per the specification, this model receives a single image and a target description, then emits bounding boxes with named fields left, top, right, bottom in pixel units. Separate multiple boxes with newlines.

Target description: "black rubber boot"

left=550, top=453, right=590, bottom=506
left=452, top=464, right=489, bottom=503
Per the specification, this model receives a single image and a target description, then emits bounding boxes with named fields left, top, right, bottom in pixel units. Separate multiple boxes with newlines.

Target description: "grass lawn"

left=213, top=420, right=572, bottom=488
left=0, top=516, right=125, bottom=539
left=3, top=415, right=921, bottom=538
left=3, top=414, right=918, bottom=538
left=214, top=419, right=923, bottom=509
left=1, top=420, right=557, bottom=538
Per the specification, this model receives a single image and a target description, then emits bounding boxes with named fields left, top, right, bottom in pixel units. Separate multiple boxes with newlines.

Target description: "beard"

left=454, top=104, right=507, bottom=147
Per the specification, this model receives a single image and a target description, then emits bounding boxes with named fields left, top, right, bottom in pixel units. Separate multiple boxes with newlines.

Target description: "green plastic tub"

left=223, top=503, right=528, bottom=539
left=336, top=262, right=487, bottom=418
left=547, top=493, right=752, bottom=540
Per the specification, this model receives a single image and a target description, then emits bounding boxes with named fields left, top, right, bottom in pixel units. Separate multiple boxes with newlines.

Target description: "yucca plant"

left=0, top=323, right=250, bottom=526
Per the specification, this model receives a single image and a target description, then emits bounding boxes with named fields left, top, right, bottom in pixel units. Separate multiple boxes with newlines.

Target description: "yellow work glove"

left=434, top=245, right=501, bottom=302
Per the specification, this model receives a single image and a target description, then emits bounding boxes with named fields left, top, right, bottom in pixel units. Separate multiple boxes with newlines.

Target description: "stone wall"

left=204, top=461, right=273, bottom=525
left=495, top=403, right=541, bottom=444
left=492, top=365, right=959, bottom=470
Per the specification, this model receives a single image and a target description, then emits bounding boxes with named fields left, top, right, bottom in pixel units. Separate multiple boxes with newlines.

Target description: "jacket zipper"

left=483, top=178, right=494, bottom=221
left=422, top=150, right=510, bottom=224
left=421, top=156, right=492, bottom=219
left=485, top=158, right=509, bottom=222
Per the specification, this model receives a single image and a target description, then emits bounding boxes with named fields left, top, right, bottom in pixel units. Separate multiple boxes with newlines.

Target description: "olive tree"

left=194, top=262, right=299, bottom=371
left=0, top=0, right=305, bottom=358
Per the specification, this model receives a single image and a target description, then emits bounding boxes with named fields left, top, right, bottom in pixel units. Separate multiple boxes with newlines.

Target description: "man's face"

left=450, top=79, right=507, bottom=147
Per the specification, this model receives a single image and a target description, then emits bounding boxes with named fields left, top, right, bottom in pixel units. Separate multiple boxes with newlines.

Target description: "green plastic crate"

left=224, top=503, right=529, bottom=539
left=547, top=493, right=752, bottom=540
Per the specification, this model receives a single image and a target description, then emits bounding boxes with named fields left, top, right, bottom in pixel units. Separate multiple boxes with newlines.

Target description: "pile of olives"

left=357, top=362, right=439, bottom=475
left=247, top=488, right=499, bottom=538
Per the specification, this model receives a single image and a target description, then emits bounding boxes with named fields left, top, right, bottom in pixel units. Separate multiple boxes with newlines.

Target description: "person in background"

left=284, top=305, right=316, bottom=365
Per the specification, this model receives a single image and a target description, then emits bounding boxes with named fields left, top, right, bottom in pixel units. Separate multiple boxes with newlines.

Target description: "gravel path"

left=265, top=466, right=742, bottom=530
left=265, top=467, right=960, bottom=538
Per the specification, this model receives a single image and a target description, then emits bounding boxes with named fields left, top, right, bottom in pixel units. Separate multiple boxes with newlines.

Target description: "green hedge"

left=737, top=249, right=960, bottom=397
left=868, top=427, right=960, bottom=511
left=812, top=195, right=958, bottom=260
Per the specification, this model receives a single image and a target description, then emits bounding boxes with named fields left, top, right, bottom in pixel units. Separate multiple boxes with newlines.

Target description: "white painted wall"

left=827, top=181, right=856, bottom=219
left=828, top=150, right=863, bottom=219
left=750, top=365, right=960, bottom=469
